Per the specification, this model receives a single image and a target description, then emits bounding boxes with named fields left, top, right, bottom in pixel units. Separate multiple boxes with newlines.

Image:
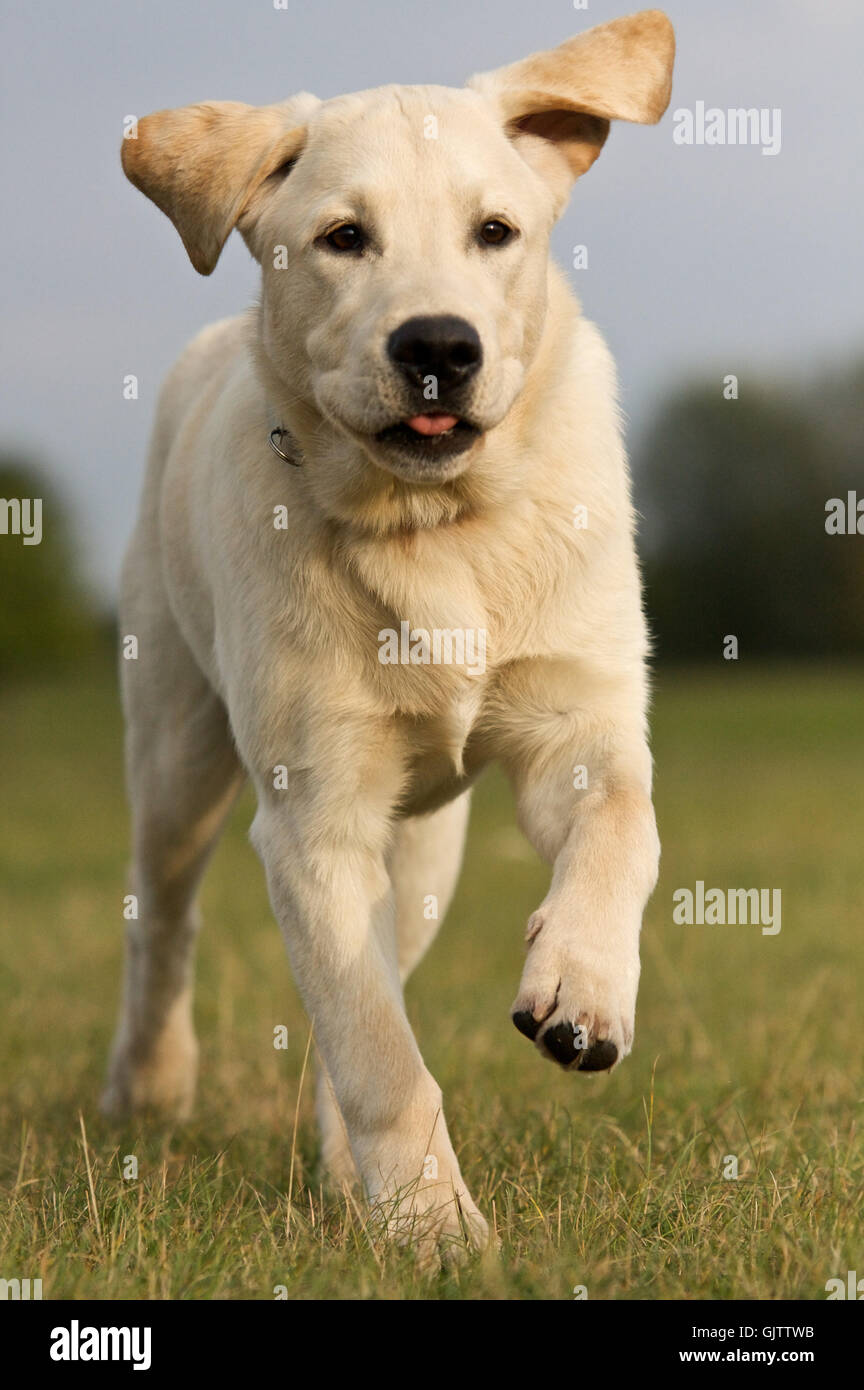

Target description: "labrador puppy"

left=103, top=9, right=675, bottom=1256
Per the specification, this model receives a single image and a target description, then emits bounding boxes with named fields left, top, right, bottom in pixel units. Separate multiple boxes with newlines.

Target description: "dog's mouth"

left=374, top=413, right=482, bottom=462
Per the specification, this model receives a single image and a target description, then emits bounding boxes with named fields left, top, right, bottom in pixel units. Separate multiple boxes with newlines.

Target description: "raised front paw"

left=510, top=910, right=639, bottom=1073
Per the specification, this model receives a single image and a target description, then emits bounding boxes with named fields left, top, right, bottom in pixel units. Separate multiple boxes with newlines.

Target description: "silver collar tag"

left=267, top=421, right=303, bottom=468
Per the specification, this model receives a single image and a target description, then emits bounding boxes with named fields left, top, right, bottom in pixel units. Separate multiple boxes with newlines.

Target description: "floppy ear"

left=469, top=9, right=675, bottom=202
left=121, top=95, right=318, bottom=274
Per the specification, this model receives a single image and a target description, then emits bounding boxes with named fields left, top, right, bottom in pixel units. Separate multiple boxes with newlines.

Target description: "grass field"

left=1, top=658, right=862, bottom=1300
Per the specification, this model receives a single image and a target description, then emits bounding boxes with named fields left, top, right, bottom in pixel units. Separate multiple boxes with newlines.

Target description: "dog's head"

left=123, top=10, right=674, bottom=485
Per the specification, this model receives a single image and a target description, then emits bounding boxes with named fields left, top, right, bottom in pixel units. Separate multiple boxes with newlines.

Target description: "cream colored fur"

left=103, top=10, right=675, bottom=1258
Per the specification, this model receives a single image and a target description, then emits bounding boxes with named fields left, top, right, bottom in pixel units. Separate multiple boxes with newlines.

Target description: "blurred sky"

left=1, top=0, right=861, bottom=598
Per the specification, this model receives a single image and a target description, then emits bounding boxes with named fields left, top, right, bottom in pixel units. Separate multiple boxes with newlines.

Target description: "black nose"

left=387, top=315, right=482, bottom=392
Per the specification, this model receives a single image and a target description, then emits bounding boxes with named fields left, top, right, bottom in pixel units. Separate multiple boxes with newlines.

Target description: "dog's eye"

left=479, top=219, right=514, bottom=246
left=273, top=157, right=298, bottom=180
left=324, top=223, right=365, bottom=253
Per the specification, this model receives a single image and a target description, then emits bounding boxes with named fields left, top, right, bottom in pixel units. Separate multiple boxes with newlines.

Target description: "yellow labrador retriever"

left=104, top=10, right=675, bottom=1254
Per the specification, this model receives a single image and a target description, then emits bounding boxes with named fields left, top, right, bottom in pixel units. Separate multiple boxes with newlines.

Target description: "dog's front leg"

left=499, top=676, right=660, bottom=1072
left=248, top=748, right=487, bottom=1256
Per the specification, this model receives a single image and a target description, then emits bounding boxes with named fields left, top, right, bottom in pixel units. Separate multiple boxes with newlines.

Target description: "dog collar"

left=267, top=414, right=303, bottom=468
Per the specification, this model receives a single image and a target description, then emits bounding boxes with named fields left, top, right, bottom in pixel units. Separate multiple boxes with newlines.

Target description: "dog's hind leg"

left=102, top=580, right=245, bottom=1119
left=316, top=792, right=471, bottom=1183
left=391, top=792, right=472, bottom=980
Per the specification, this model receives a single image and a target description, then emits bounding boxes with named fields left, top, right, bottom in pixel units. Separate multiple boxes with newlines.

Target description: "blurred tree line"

left=0, top=457, right=109, bottom=678
left=635, top=362, right=864, bottom=660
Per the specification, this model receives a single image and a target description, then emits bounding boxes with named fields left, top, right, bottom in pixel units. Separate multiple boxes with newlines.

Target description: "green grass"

left=1, top=658, right=862, bottom=1299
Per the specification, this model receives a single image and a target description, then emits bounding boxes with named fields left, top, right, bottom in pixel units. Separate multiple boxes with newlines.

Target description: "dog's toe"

left=538, top=1021, right=618, bottom=1072
left=512, top=1009, right=541, bottom=1040
left=540, top=1020, right=580, bottom=1065
left=577, top=1038, right=618, bottom=1072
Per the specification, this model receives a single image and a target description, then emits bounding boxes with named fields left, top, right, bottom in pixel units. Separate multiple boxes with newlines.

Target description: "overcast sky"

left=1, top=0, right=861, bottom=598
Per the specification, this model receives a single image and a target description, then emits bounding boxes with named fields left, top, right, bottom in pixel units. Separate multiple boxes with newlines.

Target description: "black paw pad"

left=541, top=1021, right=584, bottom=1065
left=513, top=1011, right=541, bottom=1045
left=512, top=1010, right=541, bottom=1041
left=578, top=1039, right=618, bottom=1072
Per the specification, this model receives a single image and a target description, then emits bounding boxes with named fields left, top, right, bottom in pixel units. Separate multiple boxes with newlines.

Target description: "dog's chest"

left=343, top=525, right=513, bottom=806
left=419, top=677, right=485, bottom=772
left=396, top=678, right=488, bottom=815
left=374, top=636, right=490, bottom=814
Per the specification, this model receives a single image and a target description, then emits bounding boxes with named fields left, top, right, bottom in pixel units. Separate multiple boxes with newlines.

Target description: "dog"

left=103, top=9, right=675, bottom=1256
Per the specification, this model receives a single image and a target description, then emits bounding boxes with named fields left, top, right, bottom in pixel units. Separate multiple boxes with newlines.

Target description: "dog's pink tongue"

left=405, top=414, right=459, bottom=436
